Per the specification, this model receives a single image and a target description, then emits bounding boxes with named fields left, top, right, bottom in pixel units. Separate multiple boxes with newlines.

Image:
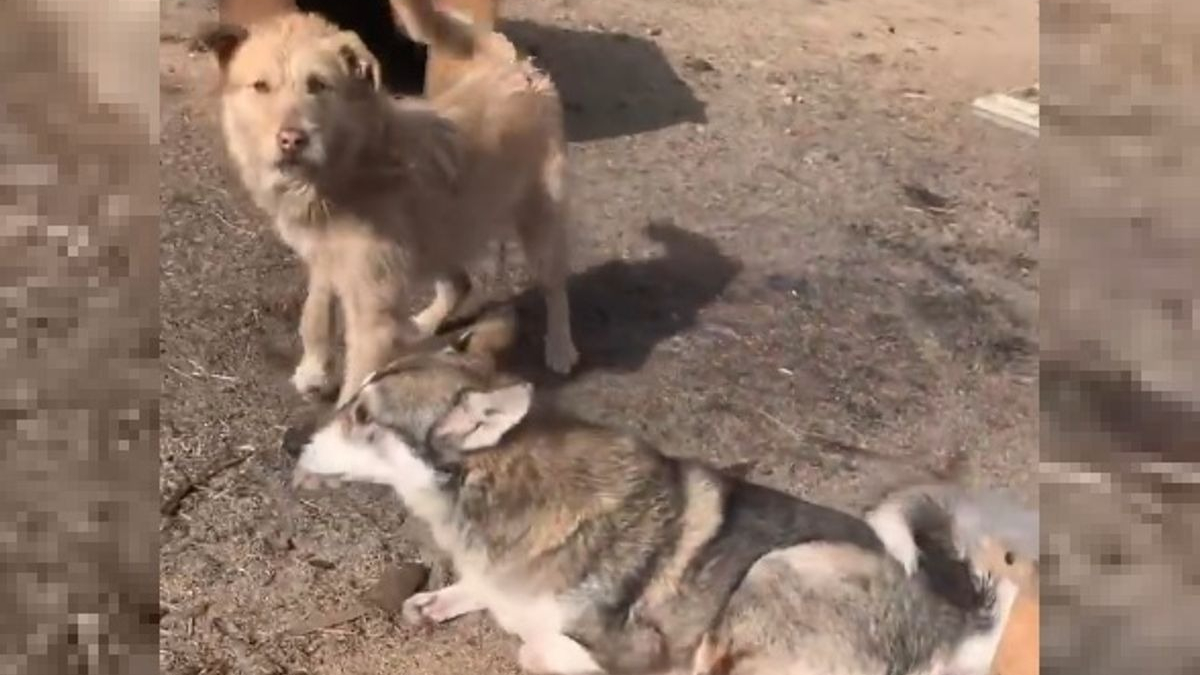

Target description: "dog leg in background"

left=440, top=0, right=500, bottom=27
left=517, top=188, right=578, bottom=375
left=412, top=270, right=472, bottom=335
left=421, top=0, right=501, bottom=96
left=292, top=267, right=338, bottom=399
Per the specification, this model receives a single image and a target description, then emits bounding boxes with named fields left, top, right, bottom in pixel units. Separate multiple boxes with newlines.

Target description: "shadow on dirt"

left=279, top=222, right=738, bottom=456
left=279, top=0, right=707, bottom=141
left=504, top=220, right=741, bottom=385
left=845, top=221, right=1035, bottom=370
left=502, top=20, right=708, bottom=142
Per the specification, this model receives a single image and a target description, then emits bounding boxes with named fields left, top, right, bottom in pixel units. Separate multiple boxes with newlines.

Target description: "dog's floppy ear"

left=432, top=382, right=533, bottom=452
left=197, top=23, right=250, bottom=72
left=328, top=32, right=382, bottom=91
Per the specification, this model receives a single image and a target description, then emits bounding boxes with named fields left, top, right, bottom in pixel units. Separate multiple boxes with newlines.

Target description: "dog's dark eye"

left=1004, top=551, right=1016, bottom=566
left=306, top=76, right=328, bottom=95
left=352, top=401, right=372, bottom=426
left=252, top=80, right=271, bottom=94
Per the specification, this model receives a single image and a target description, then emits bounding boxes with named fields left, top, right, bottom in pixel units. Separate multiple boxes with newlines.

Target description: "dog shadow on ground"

left=502, top=20, right=708, bottom=142
left=499, top=221, right=741, bottom=386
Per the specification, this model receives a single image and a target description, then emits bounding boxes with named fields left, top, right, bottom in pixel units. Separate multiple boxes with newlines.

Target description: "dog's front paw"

left=544, top=338, right=579, bottom=375
left=402, top=585, right=483, bottom=626
left=291, top=358, right=337, bottom=400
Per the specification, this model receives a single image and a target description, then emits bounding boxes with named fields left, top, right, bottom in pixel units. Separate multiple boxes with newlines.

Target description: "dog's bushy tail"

left=388, top=0, right=480, bottom=57
left=866, top=484, right=1037, bottom=632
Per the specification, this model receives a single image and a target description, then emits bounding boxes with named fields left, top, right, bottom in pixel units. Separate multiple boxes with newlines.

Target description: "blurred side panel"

left=1042, top=0, right=1200, bottom=672
left=0, top=1, right=159, bottom=674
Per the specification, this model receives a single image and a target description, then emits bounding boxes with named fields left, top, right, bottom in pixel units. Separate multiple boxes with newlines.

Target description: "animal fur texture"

left=865, top=484, right=1040, bottom=675
left=201, top=1, right=577, bottom=406
left=291, top=319, right=1025, bottom=675
left=388, top=0, right=503, bottom=96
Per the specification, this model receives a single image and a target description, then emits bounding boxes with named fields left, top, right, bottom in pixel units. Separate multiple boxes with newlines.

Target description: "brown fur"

left=977, top=538, right=1040, bottom=675
left=201, top=7, right=577, bottom=405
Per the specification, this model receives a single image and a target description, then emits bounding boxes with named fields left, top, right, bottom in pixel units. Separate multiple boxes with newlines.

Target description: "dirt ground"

left=158, top=0, right=1037, bottom=672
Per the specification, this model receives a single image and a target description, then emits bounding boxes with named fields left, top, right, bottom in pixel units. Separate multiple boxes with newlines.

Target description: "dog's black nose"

left=277, top=127, right=309, bottom=155
left=282, top=421, right=317, bottom=460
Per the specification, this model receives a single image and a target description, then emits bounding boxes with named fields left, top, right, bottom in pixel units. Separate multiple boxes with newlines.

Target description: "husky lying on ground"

left=292, top=310, right=1033, bottom=675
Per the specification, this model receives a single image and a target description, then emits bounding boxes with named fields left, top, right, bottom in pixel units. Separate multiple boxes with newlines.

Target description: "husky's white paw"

left=402, top=584, right=483, bottom=625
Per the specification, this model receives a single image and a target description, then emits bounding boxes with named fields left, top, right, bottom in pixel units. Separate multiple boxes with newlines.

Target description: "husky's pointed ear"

left=198, top=22, right=250, bottom=72
left=432, top=383, right=533, bottom=452
left=329, top=31, right=382, bottom=91
left=441, top=306, right=518, bottom=364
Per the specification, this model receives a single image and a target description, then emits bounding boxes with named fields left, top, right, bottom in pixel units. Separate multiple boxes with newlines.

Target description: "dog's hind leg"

left=412, top=269, right=472, bottom=335
left=516, top=186, right=578, bottom=375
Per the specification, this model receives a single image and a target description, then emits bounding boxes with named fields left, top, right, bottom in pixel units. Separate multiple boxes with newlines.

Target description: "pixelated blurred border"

left=1041, top=0, right=1200, bottom=672
left=3, top=0, right=1199, bottom=672
left=1, top=1, right=159, bottom=674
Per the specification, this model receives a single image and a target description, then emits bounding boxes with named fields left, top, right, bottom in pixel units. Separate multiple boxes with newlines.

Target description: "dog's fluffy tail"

left=388, top=0, right=481, bottom=57
left=866, top=484, right=1037, bottom=576
left=867, top=484, right=1038, bottom=674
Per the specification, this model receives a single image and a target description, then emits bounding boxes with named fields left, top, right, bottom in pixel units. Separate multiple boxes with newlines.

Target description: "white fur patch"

left=866, top=501, right=919, bottom=574
left=294, top=410, right=454, bottom=526
left=295, top=422, right=393, bottom=484
left=518, top=633, right=602, bottom=674
left=296, top=420, right=437, bottom=492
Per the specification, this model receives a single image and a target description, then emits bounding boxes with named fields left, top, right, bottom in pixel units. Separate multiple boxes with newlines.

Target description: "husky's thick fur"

left=201, top=0, right=576, bottom=406
left=865, top=484, right=1039, bottom=675
left=291, top=318, right=1024, bottom=675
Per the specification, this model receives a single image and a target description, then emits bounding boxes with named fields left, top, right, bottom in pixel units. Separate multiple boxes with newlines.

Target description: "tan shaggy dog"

left=201, top=2, right=577, bottom=405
